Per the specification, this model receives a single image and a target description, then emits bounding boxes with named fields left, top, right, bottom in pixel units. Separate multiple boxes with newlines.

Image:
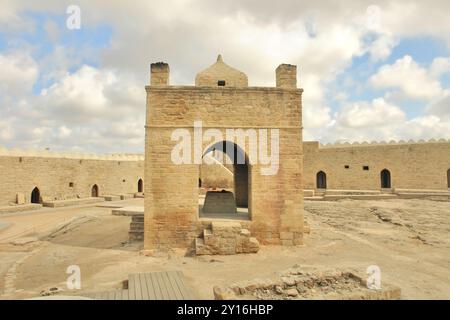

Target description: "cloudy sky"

left=1, top=0, right=450, bottom=153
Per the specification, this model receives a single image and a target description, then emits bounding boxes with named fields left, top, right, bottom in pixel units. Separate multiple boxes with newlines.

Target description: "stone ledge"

left=43, top=197, right=105, bottom=208
left=0, top=203, right=42, bottom=214
left=112, top=206, right=144, bottom=216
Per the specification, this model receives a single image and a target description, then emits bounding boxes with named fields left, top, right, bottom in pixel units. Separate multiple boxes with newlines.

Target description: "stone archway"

left=381, top=169, right=391, bottom=189
left=138, top=179, right=143, bottom=193
left=316, top=171, right=327, bottom=189
left=447, top=169, right=450, bottom=188
left=91, top=184, right=99, bottom=197
left=31, top=187, right=40, bottom=204
left=201, top=140, right=250, bottom=218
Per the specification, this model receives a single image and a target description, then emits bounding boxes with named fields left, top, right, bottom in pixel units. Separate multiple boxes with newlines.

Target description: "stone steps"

left=323, top=194, right=398, bottom=201
left=128, top=214, right=144, bottom=242
left=195, top=221, right=259, bottom=255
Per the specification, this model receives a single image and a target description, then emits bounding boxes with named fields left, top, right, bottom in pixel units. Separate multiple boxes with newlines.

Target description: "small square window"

left=123, top=179, right=126, bottom=182
left=363, top=166, right=369, bottom=171
left=345, top=165, right=350, bottom=169
left=69, top=182, right=74, bottom=188
left=217, top=80, right=226, bottom=86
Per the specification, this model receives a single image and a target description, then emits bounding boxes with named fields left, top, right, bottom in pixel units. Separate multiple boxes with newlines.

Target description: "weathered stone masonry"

left=0, top=151, right=144, bottom=206
left=144, top=56, right=305, bottom=250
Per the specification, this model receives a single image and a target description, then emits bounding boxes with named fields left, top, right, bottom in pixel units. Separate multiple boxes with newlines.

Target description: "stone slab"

left=202, top=191, right=237, bottom=214
left=103, top=195, right=121, bottom=201
left=0, top=203, right=42, bottom=214
left=43, top=197, right=105, bottom=208
left=112, top=206, right=144, bottom=216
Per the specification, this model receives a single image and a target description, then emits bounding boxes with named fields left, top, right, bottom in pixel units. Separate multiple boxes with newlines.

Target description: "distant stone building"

left=303, top=140, right=450, bottom=191
left=0, top=149, right=144, bottom=207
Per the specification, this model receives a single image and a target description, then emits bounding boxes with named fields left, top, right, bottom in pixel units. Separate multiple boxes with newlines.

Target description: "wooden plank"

left=82, top=293, right=95, bottom=299
left=174, top=270, right=195, bottom=300
left=128, top=275, right=136, bottom=300
left=150, top=272, right=164, bottom=300
left=172, top=271, right=191, bottom=299
left=164, top=271, right=183, bottom=300
left=139, top=273, right=150, bottom=300
left=94, top=292, right=104, bottom=300
left=107, top=290, right=116, bottom=300
left=131, top=274, right=143, bottom=300
left=155, top=272, right=171, bottom=300
left=144, top=273, right=157, bottom=300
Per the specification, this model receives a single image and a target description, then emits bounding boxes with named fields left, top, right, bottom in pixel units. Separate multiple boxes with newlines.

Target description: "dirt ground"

left=0, top=197, right=449, bottom=300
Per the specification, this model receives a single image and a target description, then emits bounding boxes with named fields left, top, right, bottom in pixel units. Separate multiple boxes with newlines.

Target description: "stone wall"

left=303, top=140, right=450, bottom=191
left=0, top=150, right=144, bottom=206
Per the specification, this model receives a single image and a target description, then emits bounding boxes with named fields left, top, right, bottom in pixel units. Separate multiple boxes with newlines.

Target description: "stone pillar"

left=276, top=64, right=297, bottom=89
left=150, top=62, right=170, bottom=86
left=234, top=164, right=248, bottom=207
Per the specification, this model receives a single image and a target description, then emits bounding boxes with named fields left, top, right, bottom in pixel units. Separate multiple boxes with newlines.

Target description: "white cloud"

left=427, top=92, right=450, bottom=118
left=336, top=98, right=405, bottom=128
left=39, top=65, right=143, bottom=123
left=370, top=55, right=443, bottom=100
left=367, top=33, right=397, bottom=61
left=0, top=51, right=38, bottom=96
left=311, top=99, right=450, bottom=144
left=430, top=57, right=450, bottom=78
left=2, top=0, right=450, bottom=151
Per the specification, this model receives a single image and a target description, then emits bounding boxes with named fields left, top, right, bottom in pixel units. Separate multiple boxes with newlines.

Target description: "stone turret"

left=195, top=55, right=248, bottom=87
left=150, top=62, right=170, bottom=86
left=276, top=64, right=297, bottom=88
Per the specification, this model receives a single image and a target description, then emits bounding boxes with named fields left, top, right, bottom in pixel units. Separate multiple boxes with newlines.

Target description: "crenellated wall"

left=0, top=148, right=144, bottom=206
left=303, top=139, right=450, bottom=191
left=1, top=137, right=449, bottom=208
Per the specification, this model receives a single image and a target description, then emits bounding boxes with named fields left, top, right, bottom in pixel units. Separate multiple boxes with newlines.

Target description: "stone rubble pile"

left=213, top=266, right=401, bottom=300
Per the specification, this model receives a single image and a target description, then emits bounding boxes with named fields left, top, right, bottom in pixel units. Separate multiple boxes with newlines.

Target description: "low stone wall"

left=43, top=197, right=105, bottom=208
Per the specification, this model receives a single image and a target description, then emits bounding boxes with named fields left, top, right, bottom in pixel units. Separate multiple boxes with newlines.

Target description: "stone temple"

left=144, top=55, right=305, bottom=253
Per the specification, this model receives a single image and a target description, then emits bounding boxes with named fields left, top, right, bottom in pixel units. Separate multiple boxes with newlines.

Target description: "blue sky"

left=330, top=36, right=450, bottom=119
left=0, top=1, right=450, bottom=153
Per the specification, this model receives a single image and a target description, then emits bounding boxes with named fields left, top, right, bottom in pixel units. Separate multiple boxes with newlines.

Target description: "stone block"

left=280, top=231, right=294, bottom=240
left=16, top=193, right=25, bottom=205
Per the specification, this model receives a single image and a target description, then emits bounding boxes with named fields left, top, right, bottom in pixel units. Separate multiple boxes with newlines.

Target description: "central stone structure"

left=202, top=190, right=237, bottom=214
left=144, top=55, right=304, bottom=251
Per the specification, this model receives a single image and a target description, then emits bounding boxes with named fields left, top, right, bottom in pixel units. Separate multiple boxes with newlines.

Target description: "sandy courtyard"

left=0, top=197, right=449, bottom=300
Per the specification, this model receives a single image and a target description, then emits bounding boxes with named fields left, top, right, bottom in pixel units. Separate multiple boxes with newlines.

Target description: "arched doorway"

left=31, top=187, right=41, bottom=204
left=138, top=179, right=143, bottom=193
left=316, top=171, right=327, bottom=189
left=201, top=140, right=249, bottom=216
left=447, top=169, right=450, bottom=188
left=381, top=169, right=391, bottom=189
left=91, top=184, right=99, bottom=197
